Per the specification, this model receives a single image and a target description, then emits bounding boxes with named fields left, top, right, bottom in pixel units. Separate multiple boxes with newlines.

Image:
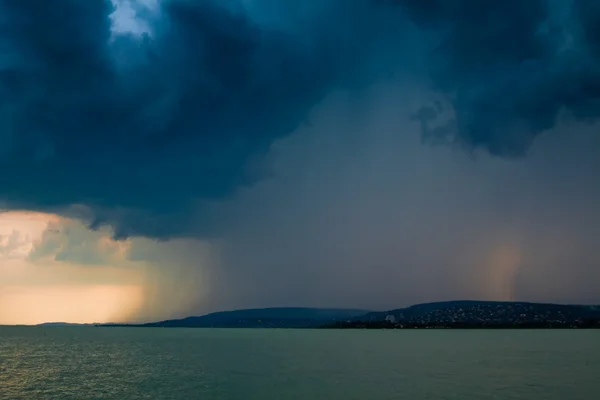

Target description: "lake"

left=0, top=327, right=598, bottom=399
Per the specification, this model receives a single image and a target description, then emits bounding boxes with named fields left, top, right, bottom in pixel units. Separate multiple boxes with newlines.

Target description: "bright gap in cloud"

left=109, top=0, right=158, bottom=37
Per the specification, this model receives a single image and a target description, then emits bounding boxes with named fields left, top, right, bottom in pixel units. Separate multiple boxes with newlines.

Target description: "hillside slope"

left=103, top=307, right=370, bottom=328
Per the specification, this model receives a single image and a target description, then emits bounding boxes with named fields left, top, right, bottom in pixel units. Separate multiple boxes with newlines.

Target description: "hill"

left=99, top=301, right=600, bottom=329
left=101, top=307, right=370, bottom=328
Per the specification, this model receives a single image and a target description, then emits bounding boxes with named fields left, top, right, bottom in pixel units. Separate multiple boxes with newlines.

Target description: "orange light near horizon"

left=0, top=211, right=145, bottom=325
left=0, top=284, right=143, bottom=325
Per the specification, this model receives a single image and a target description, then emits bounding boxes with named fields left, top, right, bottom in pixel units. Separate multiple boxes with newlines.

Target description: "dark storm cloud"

left=0, top=0, right=599, bottom=239
left=401, top=0, right=600, bottom=156
left=0, top=0, right=409, bottom=238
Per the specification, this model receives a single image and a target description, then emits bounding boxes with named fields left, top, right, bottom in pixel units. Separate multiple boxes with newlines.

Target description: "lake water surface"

left=1, top=327, right=598, bottom=399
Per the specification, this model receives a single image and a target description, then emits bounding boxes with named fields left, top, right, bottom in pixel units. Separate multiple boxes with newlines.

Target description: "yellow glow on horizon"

left=0, top=211, right=146, bottom=325
left=0, top=284, right=143, bottom=325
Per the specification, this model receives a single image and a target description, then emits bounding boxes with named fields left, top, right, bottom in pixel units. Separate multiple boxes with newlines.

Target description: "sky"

left=1, top=0, right=600, bottom=324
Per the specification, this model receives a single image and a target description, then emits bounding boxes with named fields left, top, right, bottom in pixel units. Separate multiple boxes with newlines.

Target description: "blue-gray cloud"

left=0, top=0, right=599, bottom=239
left=403, top=0, right=600, bottom=156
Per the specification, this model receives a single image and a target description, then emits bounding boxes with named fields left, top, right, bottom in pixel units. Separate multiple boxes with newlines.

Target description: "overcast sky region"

left=1, top=0, right=599, bottom=324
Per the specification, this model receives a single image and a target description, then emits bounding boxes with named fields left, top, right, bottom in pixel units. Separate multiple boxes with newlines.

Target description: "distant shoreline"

left=98, top=301, right=600, bottom=329
left=5, top=301, right=600, bottom=329
left=98, top=320, right=600, bottom=329
left=2, top=324, right=599, bottom=330
left=321, top=321, right=600, bottom=329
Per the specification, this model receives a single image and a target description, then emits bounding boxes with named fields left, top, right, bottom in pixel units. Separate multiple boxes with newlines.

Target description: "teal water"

left=0, top=328, right=598, bottom=399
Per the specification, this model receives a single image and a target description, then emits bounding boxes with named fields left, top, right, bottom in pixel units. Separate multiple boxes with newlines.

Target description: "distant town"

left=324, top=301, right=600, bottom=329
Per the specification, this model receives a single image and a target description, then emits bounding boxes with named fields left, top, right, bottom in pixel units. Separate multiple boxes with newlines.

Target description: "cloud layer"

left=1, top=0, right=599, bottom=238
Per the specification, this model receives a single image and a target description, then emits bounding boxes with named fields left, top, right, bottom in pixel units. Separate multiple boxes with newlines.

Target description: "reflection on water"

left=1, top=327, right=598, bottom=399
